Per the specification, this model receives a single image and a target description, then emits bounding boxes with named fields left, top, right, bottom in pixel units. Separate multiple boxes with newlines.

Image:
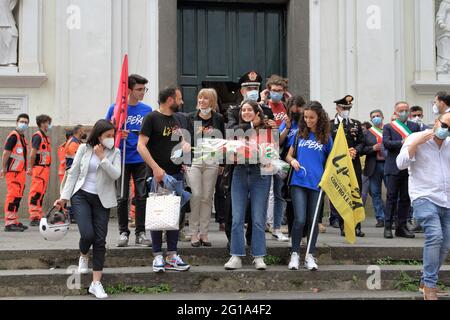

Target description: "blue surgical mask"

left=246, top=90, right=259, bottom=102
left=47, top=124, right=53, bottom=131
left=435, top=127, right=450, bottom=140
left=270, top=92, right=283, bottom=103
left=371, top=117, right=383, bottom=126
left=17, top=123, right=28, bottom=132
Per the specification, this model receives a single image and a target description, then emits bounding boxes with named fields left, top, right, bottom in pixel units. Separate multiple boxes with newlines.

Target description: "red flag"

left=112, top=54, right=129, bottom=148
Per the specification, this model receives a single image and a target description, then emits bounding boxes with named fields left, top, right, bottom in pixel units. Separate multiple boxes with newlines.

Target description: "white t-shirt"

left=81, top=154, right=101, bottom=195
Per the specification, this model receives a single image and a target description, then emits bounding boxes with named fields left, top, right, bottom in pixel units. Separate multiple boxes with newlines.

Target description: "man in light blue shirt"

left=397, top=112, right=450, bottom=300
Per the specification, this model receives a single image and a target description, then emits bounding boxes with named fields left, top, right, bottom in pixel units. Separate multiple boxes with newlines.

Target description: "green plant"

left=376, top=257, right=421, bottom=266
left=264, top=255, right=282, bottom=265
left=105, top=283, right=171, bottom=295
left=394, top=272, right=420, bottom=292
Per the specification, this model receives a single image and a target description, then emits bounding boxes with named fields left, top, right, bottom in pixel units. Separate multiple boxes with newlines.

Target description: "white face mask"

left=340, top=110, right=350, bottom=120
left=433, top=104, right=440, bottom=116
left=200, top=107, right=212, bottom=115
left=101, top=138, right=115, bottom=150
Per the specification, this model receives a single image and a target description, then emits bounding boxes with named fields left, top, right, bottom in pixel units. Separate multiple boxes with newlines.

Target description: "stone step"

left=1, top=265, right=449, bottom=297
left=0, top=290, right=436, bottom=301
left=0, top=246, right=440, bottom=270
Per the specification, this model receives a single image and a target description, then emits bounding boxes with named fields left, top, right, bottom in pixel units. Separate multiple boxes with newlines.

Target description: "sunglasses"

left=439, top=119, right=450, bottom=132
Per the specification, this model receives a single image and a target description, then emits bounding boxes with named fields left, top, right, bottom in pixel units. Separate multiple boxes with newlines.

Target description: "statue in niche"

left=436, top=0, right=450, bottom=75
left=0, top=0, right=18, bottom=67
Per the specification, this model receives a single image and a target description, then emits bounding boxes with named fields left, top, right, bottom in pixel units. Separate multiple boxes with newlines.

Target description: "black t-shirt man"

left=140, top=111, right=183, bottom=175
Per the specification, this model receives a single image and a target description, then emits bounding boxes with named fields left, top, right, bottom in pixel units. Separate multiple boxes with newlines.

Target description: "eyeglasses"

left=439, top=119, right=450, bottom=132
left=134, top=87, right=149, bottom=93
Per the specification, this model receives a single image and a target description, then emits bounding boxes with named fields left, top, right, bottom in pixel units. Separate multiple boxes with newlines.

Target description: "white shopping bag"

left=145, top=193, right=181, bottom=231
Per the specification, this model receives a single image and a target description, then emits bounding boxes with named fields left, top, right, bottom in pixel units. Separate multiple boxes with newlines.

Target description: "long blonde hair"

left=197, top=88, right=219, bottom=112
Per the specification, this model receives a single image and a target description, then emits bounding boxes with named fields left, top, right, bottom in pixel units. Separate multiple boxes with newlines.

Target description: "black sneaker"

left=29, top=218, right=40, bottom=227
left=17, top=222, right=29, bottom=231
left=4, top=224, right=25, bottom=232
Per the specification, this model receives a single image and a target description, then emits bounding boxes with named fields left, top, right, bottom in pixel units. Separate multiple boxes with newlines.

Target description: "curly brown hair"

left=298, top=101, right=331, bottom=145
left=266, top=75, right=288, bottom=90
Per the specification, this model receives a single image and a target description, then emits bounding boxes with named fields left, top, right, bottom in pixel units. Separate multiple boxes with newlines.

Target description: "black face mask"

left=80, top=134, right=87, bottom=140
left=291, top=112, right=301, bottom=122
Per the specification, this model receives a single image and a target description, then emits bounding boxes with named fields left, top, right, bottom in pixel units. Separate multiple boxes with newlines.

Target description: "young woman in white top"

left=55, top=119, right=121, bottom=299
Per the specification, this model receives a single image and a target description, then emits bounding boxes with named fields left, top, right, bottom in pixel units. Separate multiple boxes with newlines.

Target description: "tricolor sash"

left=391, top=120, right=412, bottom=140
left=369, top=126, right=384, bottom=160
left=368, top=126, right=383, bottom=144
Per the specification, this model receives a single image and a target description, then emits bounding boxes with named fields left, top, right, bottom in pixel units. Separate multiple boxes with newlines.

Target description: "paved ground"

left=0, top=217, right=425, bottom=251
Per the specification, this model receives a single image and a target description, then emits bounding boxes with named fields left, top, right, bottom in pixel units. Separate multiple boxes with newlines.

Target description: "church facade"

left=0, top=0, right=449, bottom=125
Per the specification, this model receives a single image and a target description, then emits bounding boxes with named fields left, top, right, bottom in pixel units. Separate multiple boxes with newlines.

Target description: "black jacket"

left=187, top=111, right=225, bottom=145
left=362, top=129, right=385, bottom=177
left=382, top=121, right=420, bottom=176
left=226, top=103, right=274, bottom=130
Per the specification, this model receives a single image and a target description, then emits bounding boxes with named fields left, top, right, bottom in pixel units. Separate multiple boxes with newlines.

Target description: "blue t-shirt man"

left=106, top=102, right=152, bottom=164
left=287, top=132, right=333, bottom=191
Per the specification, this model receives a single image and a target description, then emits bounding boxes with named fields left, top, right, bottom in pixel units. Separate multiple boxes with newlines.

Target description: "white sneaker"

left=224, top=256, right=242, bottom=270
left=78, top=256, right=89, bottom=274
left=304, top=254, right=318, bottom=271
left=88, top=281, right=108, bottom=299
left=153, top=255, right=165, bottom=273
left=117, top=232, right=129, bottom=247
left=272, top=230, right=289, bottom=242
left=253, top=257, right=267, bottom=271
left=288, top=252, right=300, bottom=270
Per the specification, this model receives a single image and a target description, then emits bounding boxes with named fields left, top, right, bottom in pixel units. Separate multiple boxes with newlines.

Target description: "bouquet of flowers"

left=192, top=138, right=290, bottom=178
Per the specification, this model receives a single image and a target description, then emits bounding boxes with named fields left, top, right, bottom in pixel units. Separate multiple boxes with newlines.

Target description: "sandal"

left=191, top=234, right=201, bottom=247
left=200, top=236, right=212, bottom=247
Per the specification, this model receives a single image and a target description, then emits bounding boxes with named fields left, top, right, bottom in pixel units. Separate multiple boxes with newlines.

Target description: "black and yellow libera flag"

left=319, top=123, right=365, bottom=244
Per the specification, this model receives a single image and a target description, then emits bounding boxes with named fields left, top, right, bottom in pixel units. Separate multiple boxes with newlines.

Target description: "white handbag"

left=145, top=192, right=181, bottom=231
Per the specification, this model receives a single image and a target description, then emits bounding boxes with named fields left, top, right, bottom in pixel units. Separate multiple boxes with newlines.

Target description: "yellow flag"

left=319, top=123, right=365, bottom=244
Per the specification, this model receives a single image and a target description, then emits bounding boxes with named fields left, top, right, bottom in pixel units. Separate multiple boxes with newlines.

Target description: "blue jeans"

left=291, top=186, right=320, bottom=254
left=273, top=174, right=286, bottom=229
left=230, top=165, right=271, bottom=257
left=369, top=161, right=386, bottom=222
left=150, top=172, right=184, bottom=256
left=413, top=198, right=450, bottom=288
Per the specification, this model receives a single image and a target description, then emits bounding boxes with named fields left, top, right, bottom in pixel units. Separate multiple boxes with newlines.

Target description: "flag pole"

left=305, top=188, right=324, bottom=260
left=120, top=124, right=127, bottom=199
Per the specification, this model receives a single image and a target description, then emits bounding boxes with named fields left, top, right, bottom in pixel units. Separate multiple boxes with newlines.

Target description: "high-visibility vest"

left=33, top=130, right=52, bottom=166
left=57, top=142, right=67, bottom=176
left=5, top=131, right=27, bottom=172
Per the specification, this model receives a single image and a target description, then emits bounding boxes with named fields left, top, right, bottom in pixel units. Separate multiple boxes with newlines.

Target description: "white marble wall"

left=318, top=0, right=406, bottom=122
left=0, top=0, right=159, bottom=127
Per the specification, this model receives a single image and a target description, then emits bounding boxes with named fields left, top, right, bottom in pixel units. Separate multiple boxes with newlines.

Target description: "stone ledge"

left=0, top=74, right=48, bottom=88
left=411, top=80, right=450, bottom=95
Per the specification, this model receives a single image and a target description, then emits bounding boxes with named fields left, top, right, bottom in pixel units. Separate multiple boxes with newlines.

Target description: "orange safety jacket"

left=33, top=130, right=52, bottom=166
left=57, top=142, right=67, bottom=176
left=5, top=131, right=27, bottom=172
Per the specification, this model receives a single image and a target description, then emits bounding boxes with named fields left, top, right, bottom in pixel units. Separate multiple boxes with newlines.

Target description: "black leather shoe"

left=395, top=227, right=415, bottom=238
left=384, top=228, right=393, bottom=239
left=17, top=222, right=28, bottom=231
left=356, top=229, right=365, bottom=237
left=375, top=220, right=385, bottom=228
left=29, top=218, right=40, bottom=227
left=4, top=224, right=25, bottom=232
